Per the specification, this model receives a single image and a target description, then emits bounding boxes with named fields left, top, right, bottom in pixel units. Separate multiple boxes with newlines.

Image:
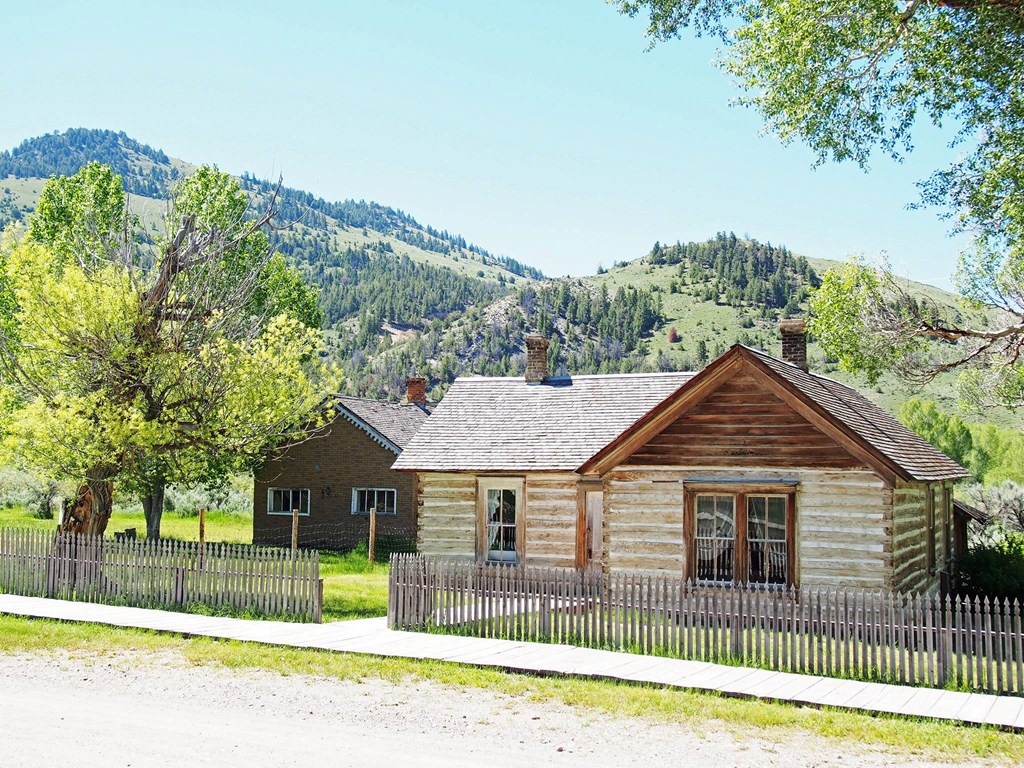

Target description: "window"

left=351, top=488, right=397, bottom=516
left=695, top=495, right=735, bottom=581
left=477, top=478, right=524, bottom=564
left=268, top=488, right=310, bottom=516
left=746, top=495, right=788, bottom=585
left=687, top=487, right=795, bottom=586
left=926, top=487, right=937, bottom=572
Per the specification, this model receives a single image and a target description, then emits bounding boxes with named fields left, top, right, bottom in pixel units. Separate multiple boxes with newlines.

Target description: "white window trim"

left=351, top=487, right=398, bottom=516
left=267, top=487, right=310, bottom=516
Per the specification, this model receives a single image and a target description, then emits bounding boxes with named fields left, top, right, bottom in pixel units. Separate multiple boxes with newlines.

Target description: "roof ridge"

left=453, top=371, right=697, bottom=383
left=739, top=344, right=863, bottom=396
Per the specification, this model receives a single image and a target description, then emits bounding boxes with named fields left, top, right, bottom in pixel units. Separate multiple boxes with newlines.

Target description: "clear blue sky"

left=1, top=0, right=968, bottom=287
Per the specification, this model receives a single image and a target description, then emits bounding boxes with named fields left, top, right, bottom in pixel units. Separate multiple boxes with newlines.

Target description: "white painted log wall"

left=604, top=466, right=894, bottom=588
left=415, top=473, right=476, bottom=559
left=415, top=472, right=578, bottom=566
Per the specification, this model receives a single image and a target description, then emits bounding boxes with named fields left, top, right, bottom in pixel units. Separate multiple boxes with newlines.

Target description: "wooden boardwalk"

left=2, top=593, right=1023, bottom=731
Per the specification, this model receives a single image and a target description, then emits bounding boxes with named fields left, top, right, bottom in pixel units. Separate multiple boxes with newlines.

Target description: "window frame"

left=684, top=484, right=797, bottom=587
left=351, top=487, right=398, bottom=517
left=476, top=477, right=526, bottom=564
left=267, top=487, right=311, bottom=516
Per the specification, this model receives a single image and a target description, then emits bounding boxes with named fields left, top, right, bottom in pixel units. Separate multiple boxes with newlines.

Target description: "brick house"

left=253, top=378, right=432, bottom=551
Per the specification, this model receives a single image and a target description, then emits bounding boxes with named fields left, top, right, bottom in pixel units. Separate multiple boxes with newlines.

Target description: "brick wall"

left=253, top=416, right=417, bottom=551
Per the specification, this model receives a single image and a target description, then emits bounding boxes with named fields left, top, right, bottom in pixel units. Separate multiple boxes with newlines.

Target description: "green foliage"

left=969, top=426, right=1024, bottom=486
left=898, top=398, right=977, bottom=475
left=896, top=397, right=1024, bottom=485
left=316, top=246, right=502, bottom=329
left=619, top=1, right=1024, bottom=262
left=810, top=260, right=910, bottom=384
left=28, top=161, right=130, bottom=269
left=0, top=129, right=175, bottom=198
left=956, top=533, right=1024, bottom=602
left=0, top=164, right=338, bottom=534
left=661, top=233, right=816, bottom=310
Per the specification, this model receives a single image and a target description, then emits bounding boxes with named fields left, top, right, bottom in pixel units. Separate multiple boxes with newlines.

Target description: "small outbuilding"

left=393, top=324, right=970, bottom=592
left=253, top=378, right=432, bottom=551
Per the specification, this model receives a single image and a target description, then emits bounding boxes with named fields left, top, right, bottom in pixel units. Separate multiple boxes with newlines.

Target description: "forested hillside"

left=1, top=128, right=981, bottom=419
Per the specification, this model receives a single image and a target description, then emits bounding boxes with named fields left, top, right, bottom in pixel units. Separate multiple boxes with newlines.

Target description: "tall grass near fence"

left=0, top=528, right=321, bottom=622
left=390, top=554, right=1024, bottom=696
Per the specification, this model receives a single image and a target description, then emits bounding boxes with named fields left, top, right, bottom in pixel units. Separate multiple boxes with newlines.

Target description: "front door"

left=585, top=491, right=603, bottom=565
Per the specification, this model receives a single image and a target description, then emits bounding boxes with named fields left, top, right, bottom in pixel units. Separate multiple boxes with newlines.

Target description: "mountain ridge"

left=1, top=128, right=981, bottom=424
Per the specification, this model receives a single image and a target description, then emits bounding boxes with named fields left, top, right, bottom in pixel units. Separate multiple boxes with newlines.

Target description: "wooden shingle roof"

left=392, top=373, right=695, bottom=472
left=740, top=347, right=970, bottom=481
left=395, top=344, right=970, bottom=483
left=336, top=396, right=432, bottom=454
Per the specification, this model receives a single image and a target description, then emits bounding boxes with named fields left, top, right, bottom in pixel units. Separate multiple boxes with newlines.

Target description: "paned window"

left=486, top=487, right=518, bottom=562
left=477, top=478, right=524, bottom=564
left=746, top=495, right=789, bottom=585
left=695, top=495, right=735, bottom=581
left=268, top=488, right=310, bottom=516
left=687, top=487, right=794, bottom=586
left=351, top=488, right=397, bottom=516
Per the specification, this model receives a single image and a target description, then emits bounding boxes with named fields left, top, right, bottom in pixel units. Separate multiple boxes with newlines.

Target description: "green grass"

left=0, top=614, right=1020, bottom=763
left=0, top=505, right=253, bottom=543
left=320, top=549, right=389, bottom=621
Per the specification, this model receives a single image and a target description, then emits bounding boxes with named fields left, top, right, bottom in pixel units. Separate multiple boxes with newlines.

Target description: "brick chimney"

left=525, top=334, right=549, bottom=384
left=406, top=376, right=427, bottom=405
left=779, top=319, right=808, bottom=371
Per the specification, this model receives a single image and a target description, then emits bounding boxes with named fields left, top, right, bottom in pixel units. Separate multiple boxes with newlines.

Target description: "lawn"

left=0, top=614, right=1020, bottom=764
left=0, top=505, right=253, bottom=543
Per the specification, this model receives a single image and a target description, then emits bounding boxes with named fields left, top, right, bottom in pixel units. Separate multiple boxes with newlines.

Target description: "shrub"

left=956, top=533, right=1024, bottom=602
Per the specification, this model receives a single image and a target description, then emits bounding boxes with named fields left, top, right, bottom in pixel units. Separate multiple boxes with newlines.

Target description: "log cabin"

left=393, top=324, right=970, bottom=592
left=253, top=378, right=432, bottom=551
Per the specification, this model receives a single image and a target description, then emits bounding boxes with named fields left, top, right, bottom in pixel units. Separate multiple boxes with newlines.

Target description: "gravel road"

left=0, top=651, right=1004, bottom=767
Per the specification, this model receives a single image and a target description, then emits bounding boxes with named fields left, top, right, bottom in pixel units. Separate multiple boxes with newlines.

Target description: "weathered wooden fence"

left=389, top=554, right=1024, bottom=695
left=0, top=528, right=322, bottom=622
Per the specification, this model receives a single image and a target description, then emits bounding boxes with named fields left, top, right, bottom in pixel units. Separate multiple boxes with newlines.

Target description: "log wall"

left=892, top=480, right=948, bottom=593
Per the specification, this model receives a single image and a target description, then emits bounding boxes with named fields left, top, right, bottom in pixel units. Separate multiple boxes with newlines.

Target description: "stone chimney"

left=406, top=376, right=427, bottom=405
left=779, top=319, right=808, bottom=371
left=525, top=334, right=549, bottom=384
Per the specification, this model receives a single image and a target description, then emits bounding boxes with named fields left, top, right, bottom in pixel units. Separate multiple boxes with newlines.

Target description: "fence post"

left=291, top=508, right=299, bottom=552
left=198, top=507, right=207, bottom=571
left=173, top=566, right=186, bottom=606
left=368, top=505, right=377, bottom=563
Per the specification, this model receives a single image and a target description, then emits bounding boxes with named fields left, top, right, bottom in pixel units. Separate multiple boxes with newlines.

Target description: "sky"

left=0, top=0, right=969, bottom=287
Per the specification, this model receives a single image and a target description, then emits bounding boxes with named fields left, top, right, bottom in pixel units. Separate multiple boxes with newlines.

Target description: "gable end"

left=626, top=371, right=866, bottom=470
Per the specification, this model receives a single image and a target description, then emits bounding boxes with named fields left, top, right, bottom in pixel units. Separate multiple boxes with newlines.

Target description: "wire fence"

left=252, top=518, right=417, bottom=560
left=390, top=554, right=1024, bottom=695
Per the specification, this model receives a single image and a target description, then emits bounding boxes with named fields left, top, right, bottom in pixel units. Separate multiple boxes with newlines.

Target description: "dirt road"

left=0, top=652, right=997, bottom=767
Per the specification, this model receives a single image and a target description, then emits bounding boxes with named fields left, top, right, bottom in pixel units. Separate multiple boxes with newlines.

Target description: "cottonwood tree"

left=0, top=163, right=336, bottom=537
left=618, top=1, right=1024, bottom=406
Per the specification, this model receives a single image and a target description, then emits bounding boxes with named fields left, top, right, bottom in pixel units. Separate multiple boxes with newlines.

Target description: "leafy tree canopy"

left=0, top=163, right=336, bottom=537
left=617, top=1, right=1024, bottom=407
left=619, top=1, right=1023, bottom=255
